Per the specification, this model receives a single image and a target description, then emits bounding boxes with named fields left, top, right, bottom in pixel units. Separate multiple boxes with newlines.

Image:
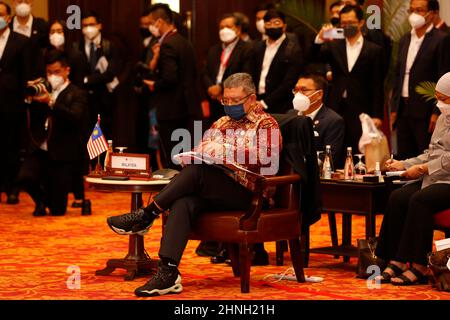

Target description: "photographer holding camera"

left=16, top=50, right=90, bottom=216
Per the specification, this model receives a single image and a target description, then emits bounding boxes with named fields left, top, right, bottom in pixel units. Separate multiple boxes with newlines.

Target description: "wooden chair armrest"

left=262, top=174, right=301, bottom=187
left=239, top=174, right=301, bottom=231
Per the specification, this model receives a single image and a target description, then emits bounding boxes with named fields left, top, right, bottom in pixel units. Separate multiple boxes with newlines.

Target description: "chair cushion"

left=434, top=209, right=450, bottom=229
left=190, top=209, right=301, bottom=243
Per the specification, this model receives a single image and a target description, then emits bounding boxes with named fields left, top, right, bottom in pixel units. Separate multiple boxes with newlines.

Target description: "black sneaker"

left=107, top=208, right=156, bottom=236
left=135, top=264, right=183, bottom=297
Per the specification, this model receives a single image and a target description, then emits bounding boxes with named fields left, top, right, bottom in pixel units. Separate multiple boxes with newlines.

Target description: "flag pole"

left=93, top=114, right=103, bottom=175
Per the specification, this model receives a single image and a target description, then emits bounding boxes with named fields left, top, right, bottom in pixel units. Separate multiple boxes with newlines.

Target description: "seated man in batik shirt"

left=107, top=73, right=281, bottom=297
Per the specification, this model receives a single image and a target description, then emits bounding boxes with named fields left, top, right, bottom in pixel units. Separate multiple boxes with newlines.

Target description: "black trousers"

left=396, top=100, right=432, bottom=160
left=339, top=99, right=361, bottom=166
left=376, top=181, right=450, bottom=266
left=16, top=149, right=74, bottom=215
left=154, top=164, right=253, bottom=264
left=0, top=112, right=24, bottom=197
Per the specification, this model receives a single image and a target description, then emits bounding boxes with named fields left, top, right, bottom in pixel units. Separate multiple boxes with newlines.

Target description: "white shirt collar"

left=345, top=34, right=364, bottom=47
left=222, top=37, right=239, bottom=50
left=305, top=104, right=323, bottom=120
left=86, top=33, right=102, bottom=46
left=266, top=33, right=286, bottom=47
left=13, top=15, right=33, bottom=37
left=51, top=80, right=70, bottom=102
left=411, top=23, right=434, bottom=39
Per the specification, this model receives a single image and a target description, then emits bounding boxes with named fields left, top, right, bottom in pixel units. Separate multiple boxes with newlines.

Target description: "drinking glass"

left=354, top=154, right=366, bottom=175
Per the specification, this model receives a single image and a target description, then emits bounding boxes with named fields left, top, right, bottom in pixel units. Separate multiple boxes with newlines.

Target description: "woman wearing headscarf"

left=375, top=72, right=450, bottom=286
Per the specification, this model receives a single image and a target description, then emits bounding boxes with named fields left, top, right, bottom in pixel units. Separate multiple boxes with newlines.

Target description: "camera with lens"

left=25, top=78, right=52, bottom=98
left=134, top=62, right=154, bottom=90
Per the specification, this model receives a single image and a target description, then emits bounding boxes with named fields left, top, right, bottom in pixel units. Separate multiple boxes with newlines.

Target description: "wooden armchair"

left=188, top=159, right=306, bottom=293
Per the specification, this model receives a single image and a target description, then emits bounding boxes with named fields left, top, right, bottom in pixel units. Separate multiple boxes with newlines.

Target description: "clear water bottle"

left=322, top=145, right=334, bottom=179
left=344, top=147, right=355, bottom=181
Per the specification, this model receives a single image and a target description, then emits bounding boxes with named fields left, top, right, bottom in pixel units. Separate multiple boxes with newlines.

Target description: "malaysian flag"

left=87, top=122, right=109, bottom=160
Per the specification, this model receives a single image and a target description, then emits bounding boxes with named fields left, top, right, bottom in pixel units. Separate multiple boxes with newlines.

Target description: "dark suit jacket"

left=29, top=84, right=89, bottom=162
left=286, top=106, right=345, bottom=167
left=364, top=28, right=392, bottom=79
left=153, top=31, right=201, bottom=121
left=253, top=35, right=303, bottom=114
left=73, top=36, right=123, bottom=90
left=0, top=31, right=31, bottom=113
left=272, top=113, right=322, bottom=232
left=391, top=28, right=450, bottom=120
left=10, top=16, right=49, bottom=78
left=202, top=39, right=255, bottom=120
left=310, top=39, right=384, bottom=120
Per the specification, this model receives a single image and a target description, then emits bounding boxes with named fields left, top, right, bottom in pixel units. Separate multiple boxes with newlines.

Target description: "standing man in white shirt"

left=253, top=9, right=303, bottom=114
left=311, top=4, right=384, bottom=166
left=390, top=0, right=450, bottom=160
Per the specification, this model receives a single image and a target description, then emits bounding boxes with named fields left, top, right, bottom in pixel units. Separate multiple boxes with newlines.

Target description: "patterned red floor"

left=0, top=190, right=449, bottom=300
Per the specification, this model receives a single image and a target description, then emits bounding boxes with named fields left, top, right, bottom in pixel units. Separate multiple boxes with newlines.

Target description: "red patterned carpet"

left=0, top=190, right=449, bottom=300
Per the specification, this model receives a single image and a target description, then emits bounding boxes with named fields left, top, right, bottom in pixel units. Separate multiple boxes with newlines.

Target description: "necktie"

left=89, top=41, right=97, bottom=72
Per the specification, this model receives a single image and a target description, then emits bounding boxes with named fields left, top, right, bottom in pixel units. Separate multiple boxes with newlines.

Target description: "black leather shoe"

left=211, top=249, right=229, bottom=264
left=7, top=194, right=19, bottom=205
left=33, top=204, right=47, bottom=217
left=81, top=200, right=92, bottom=216
left=252, top=249, right=269, bottom=266
left=196, top=241, right=220, bottom=257
left=72, top=200, right=83, bottom=208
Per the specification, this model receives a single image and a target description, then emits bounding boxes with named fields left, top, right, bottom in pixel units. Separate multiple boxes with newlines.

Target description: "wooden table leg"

left=328, top=212, right=339, bottom=259
left=96, top=192, right=158, bottom=281
left=366, top=211, right=377, bottom=239
left=342, top=213, right=352, bottom=263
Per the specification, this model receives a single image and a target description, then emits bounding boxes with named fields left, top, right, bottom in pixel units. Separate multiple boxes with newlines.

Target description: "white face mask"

left=49, top=33, right=65, bottom=48
left=83, top=26, right=99, bottom=41
left=149, top=24, right=160, bottom=38
left=409, top=13, right=427, bottom=29
left=15, top=3, right=31, bottom=18
left=48, top=74, right=65, bottom=91
left=437, top=100, right=450, bottom=117
left=293, top=91, right=319, bottom=113
left=256, top=19, right=265, bottom=34
left=219, top=27, right=237, bottom=44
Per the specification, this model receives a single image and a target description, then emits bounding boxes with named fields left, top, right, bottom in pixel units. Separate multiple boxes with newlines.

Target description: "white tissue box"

left=435, top=238, right=450, bottom=252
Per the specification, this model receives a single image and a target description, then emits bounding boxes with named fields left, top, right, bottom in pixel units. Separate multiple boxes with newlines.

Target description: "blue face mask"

left=224, top=104, right=246, bottom=121
left=0, top=17, right=7, bottom=31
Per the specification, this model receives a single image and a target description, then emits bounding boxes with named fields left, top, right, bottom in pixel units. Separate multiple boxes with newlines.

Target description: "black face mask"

left=343, top=25, right=359, bottom=38
left=330, top=17, right=340, bottom=27
left=140, top=27, right=152, bottom=39
left=265, top=27, right=284, bottom=41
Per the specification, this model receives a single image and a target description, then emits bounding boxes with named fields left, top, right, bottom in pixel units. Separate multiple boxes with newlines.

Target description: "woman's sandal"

left=378, top=263, right=405, bottom=284
left=391, top=266, right=429, bottom=286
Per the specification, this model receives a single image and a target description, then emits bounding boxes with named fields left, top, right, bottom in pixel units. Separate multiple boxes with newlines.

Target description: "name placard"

left=109, top=153, right=151, bottom=179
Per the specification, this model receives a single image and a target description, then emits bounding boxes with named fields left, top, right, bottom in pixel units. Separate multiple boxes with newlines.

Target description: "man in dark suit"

left=290, top=74, right=345, bottom=165
left=312, top=5, right=384, bottom=163
left=253, top=9, right=303, bottom=114
left=391, top=0, right=450, bottom=160
left=143, top=3, right=201, bottom=169
left=10, top=0, right=48, bottom=78
left=16, top=50, right=89, bottom=216
left=73, top=11, right=122, bottom=140
left=202, top=13, right=255, bottom=125
left=431, top=0, right=449, bottom=34
left=341, top=0, right=393, bottom=78
left=0, top=1, right=30, bottom=204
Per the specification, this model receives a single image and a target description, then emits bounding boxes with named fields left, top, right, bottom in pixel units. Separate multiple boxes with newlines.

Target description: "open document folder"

left=172, top=151, right=261, bottom=177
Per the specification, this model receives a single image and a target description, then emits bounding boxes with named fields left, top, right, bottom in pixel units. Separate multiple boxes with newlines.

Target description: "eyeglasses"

left=221, top=93, right=252, bottom=106
left=264, top=20, right=284, bottom=28
left=407, top=8, right=429, bottom=15
left=292, top=88, right=319, bottom=95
